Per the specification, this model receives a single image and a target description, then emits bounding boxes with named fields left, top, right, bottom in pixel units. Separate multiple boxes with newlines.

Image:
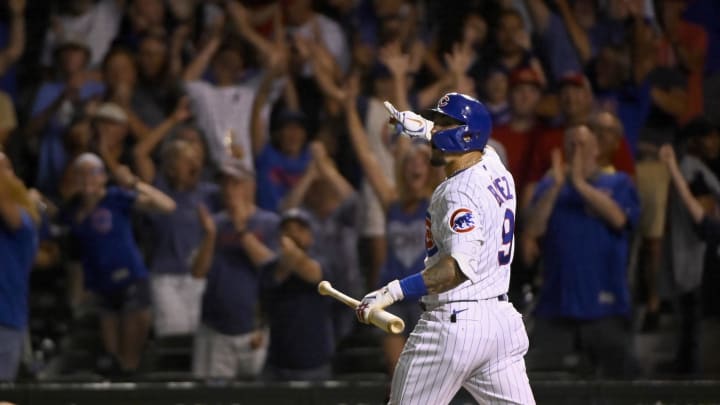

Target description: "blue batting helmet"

left=421, top=93, right=492, bottom=153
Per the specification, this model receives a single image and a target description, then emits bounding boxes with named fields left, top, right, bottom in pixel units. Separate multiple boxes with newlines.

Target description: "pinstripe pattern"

left=423, top=147, right=515, bottom=306
left=389, top=147, right=534, bottom=404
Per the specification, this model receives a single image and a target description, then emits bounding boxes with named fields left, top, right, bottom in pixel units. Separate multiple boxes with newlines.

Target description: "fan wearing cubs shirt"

left=355, top=93, right=535, bottom=404
left=61, top=153, right=176, bottom=375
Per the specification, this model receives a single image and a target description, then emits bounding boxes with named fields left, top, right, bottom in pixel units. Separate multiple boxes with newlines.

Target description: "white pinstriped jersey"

left=422, top=146, right=516, bottom=305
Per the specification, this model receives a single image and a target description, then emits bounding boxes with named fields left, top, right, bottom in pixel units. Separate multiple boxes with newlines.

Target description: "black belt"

left=419, top=294, right=508, bottom=312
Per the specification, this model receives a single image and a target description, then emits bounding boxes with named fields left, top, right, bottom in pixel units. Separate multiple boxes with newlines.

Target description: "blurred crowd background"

left=1, top=0, right=720, bottom=384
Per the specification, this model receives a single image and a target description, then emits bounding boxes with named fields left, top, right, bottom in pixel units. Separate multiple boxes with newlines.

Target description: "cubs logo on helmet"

left=450, top=208, right=475, bottom=233
left=438, top=95, right=450, bottom=107
left=421, top=93, right=492, bottom=153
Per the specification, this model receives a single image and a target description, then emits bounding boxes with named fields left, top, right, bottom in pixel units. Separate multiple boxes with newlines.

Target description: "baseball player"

left=355, top=93, right=535, bottom=404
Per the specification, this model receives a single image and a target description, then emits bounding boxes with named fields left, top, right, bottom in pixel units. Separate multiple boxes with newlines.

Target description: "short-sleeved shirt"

left=491, top=122, right=551, bottom=192
left=308, top=195, right=362, bottom=296
left=665, top=156, right=720, bottom=293
left=41, top=0, right=123, bottom=67
left=261, top=255, right=335, bottom=370
left=254, top=144, right=311, bottom=212
left=528, top=126, right=636, bottom=181
left=146, top=176, right=220, bottom=275
left=526, top=127, right=564, bottom=184
left=63, top=187, right=147, bottom=293
left=422, top=147, right=516, bottom=305
left=201, top=209, right=280, bottom=336
left=184, top=80, right=258, bottom=169
left=533, top=172, right=640, bottom=320
left=0, top=211, right=38, bottom=329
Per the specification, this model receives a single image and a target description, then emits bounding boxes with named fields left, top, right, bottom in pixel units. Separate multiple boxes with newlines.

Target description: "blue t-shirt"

left=261, top=256, right=335, bottom=370
left=0, top=211, right=38, bottom=330
left=379, top=200, right=429, bottom=287
left=254, top=144, right=311, bottom=212
left=201, top=209, right=280, bottom=336
left=31, top=80, right=105, bottom=198
left=146, top=176, right=220, bottom=275
left=532, top=172, right=639, bottom=320
left=63, top=187, right=147, bottom=293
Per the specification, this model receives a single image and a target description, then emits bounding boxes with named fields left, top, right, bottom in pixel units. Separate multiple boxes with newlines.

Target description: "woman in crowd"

left=61, top=153, right=175, bottom=375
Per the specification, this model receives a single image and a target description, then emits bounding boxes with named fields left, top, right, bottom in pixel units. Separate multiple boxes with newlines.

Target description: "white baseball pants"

left=389, top=299, right=535, bottom=404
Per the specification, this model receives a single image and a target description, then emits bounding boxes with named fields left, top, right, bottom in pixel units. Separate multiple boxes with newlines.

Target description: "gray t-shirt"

left=665, top=155, right=720, bottom=292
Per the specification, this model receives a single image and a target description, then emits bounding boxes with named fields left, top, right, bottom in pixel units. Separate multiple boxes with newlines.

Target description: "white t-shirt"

left=184, top=75, right=283, bottom=171
left=185, top=80, right=257, bottom=170
left=42, top=0, right=122, bottom=68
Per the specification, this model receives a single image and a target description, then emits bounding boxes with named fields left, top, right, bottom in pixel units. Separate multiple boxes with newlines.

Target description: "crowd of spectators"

left=1, top=0, right=720, bottom=382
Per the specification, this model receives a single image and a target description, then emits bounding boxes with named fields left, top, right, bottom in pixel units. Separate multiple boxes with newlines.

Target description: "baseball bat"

left=317, top=281, right=405, bottom=334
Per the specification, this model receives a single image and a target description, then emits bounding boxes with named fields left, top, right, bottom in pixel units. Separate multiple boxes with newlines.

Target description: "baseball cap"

left=94, top=102, right=128, bottom=124
left=558, top=71, right=590, bottom=89
left=54, top=33, right=91, bottom=55
left=73, top=152, right=105, bottom=170
left=274, top=109, right=307, bottom=130
left=280, top=207, right=313, bottom=228
left=509, top=68, right=542, bottom=88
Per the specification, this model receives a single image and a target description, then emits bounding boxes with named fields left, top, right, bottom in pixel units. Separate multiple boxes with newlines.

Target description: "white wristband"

left=387, top=279, right=404, bottom=302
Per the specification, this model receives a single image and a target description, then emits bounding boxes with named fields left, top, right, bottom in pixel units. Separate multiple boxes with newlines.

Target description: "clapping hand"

left=550, top=148, right=566, bottom=187
left=658, top=144, right=677, bottom=167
